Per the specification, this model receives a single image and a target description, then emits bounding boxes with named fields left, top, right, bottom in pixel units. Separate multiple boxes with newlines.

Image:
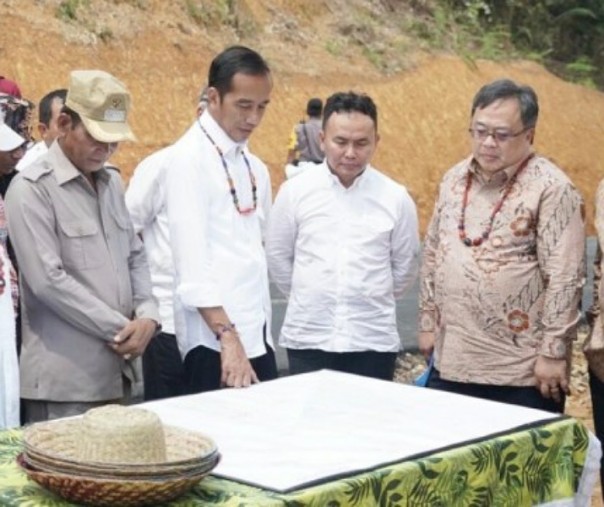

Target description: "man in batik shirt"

left=419, top=79, right=585, bottom=413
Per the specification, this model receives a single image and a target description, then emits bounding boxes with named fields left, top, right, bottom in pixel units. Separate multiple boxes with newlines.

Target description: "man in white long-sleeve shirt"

left=125, top=88, right=209, bottom=400
left=266, top=91, right=420, bottom=380
left=165, top=46, right=277, bottom=392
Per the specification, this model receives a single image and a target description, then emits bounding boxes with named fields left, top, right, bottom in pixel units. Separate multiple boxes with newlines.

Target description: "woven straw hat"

left=18, top=405, right=220, bottom=506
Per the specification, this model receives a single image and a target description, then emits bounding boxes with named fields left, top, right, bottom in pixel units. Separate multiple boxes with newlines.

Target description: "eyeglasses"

left=468, top=126, right=531, bottom=143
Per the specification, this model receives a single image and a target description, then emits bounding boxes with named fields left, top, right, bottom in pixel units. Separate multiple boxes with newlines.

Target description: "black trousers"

left=142, top=332, right=186, bottom=401
left=286, top=348, right=398, bottom=381
left=184, top=338, right=278, bottom=394
left=589, top=368, right=604, bottom=500
left=427, top=368, right=565, bottom=414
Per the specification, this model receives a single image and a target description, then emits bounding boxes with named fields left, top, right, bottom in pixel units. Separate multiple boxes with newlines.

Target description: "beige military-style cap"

left=65, top=70, right=136, bottom=143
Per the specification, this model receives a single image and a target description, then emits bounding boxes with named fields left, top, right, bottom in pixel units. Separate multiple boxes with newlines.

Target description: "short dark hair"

left=208, top=45, right=270, bottom=99
left=306, top=98, right=322, bottom=117
left=471, top=79, right=539, bottom=128
left=323, top=91, right=378, bottom=130
left=39, top=89, right=67, bottom=125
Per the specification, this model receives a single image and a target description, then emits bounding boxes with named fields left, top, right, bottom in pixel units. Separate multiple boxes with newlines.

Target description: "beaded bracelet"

left=215, top=322, right=237, bottom=340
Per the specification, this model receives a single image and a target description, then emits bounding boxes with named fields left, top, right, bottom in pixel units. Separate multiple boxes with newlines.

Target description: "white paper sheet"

left=141, top=370, right=559, bottom=492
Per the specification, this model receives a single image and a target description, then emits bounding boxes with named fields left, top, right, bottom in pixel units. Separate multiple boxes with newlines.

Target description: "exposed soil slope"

left=1, top=0, right=603, bottom=234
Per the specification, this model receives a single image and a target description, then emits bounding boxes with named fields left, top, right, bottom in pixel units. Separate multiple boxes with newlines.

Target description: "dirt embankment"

left=1, top=0, right=604, bottom=233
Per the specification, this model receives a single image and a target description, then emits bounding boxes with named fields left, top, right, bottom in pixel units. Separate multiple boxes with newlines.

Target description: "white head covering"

left=0, top=123, right=25, bottom=152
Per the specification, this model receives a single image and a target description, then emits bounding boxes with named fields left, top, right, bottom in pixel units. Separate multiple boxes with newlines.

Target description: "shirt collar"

left=49, top=141, right=111, bottom=186
left=323, top=162, right=371, bottom=190
left=199, top=110, right=247, bottom=157
left=468, top=155, right=529, bottom=186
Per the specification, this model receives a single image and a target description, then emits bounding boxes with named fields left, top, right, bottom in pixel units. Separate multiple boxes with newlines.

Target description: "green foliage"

left=407, top=0, right=604, bottom=88
left=185, top=0, right=232, bottom=27
left=362, top=46, right=384, bottom=69
left=565, top=56, right=598, bottom=88
left=344, top=474, right=382, bottom=504
left=56, top=0, right=88, bottom=21
left=185, top=0, right=211, bottom=25
left=97, top=27, right=114, bottom=42
left=325, top=38, right=344, bottom=56
left=54, top=0, right=142, bottom=43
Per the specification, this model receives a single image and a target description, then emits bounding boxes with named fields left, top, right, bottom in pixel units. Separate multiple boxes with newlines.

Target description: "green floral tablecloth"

left=0, top=417, right=592, bottom=506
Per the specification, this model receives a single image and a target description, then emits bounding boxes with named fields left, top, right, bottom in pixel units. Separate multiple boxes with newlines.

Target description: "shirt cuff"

left=177, top=282, right=223, bottom=309
left=538, top=334, right=571, bottom=359
left=418, top=310, right=436, bottom=333
left=134, top=299, right=161, bottom=324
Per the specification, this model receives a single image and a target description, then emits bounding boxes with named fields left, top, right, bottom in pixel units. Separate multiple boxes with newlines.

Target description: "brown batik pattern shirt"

left=419, top=154, right=585, bottom=386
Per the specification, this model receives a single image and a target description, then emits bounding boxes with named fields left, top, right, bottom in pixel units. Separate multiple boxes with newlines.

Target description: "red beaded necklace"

left=458, top=154, right=534, bottom=247
left=198, top=121, right=257, bottom=215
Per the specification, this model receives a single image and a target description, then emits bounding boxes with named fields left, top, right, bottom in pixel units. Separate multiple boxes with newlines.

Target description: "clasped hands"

left=109, top=318, right=158, bottom=361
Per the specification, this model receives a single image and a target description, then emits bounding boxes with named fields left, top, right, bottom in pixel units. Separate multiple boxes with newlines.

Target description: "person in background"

left=0, top=96, right=31, bottom=362
left=286, top=97, right=324, bottom=165
left=585, top=180, right=604, bottom=500
left=6, top=70, right=160, bottom=423
left=284, top=97, right=324, bottom=179
left=0, top=121, right=26, bottom=185
left=0, top=122, right=23, bottom=428
left=267, top=91, right=419, bottom=380
left=165, top=45, right=278, bottom=392
left=124, top=88, right=210, bottom=401
left=0, top=93, right=34, bottom=194
left=0, top=77, right=22, bottom=99
left=419, top=78, right=585, bottom=413
left=17, top=89, right=67, bottom=170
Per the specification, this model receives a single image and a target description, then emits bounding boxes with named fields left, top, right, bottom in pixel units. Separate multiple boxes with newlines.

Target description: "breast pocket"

left=58, top=220, right=106, bottom=270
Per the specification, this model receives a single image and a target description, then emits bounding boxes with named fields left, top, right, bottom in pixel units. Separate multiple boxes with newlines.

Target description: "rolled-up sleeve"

left=166, top=150, right=222, bottom=309
left=5, top=178, right=129, bottom=341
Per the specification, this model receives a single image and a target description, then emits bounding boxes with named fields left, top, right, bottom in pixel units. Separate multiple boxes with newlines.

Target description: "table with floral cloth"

left=0, top=415, right=600, bottom=506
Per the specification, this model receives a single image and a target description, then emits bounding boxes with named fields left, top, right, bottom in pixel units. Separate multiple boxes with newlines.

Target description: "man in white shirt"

left=17, top=89, right=66, bottom=170
left=165, top=46, right=277, bottom=392
left=125, top=89, right=210, bottom=400
left=266, top=91, right=420, bottom=380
